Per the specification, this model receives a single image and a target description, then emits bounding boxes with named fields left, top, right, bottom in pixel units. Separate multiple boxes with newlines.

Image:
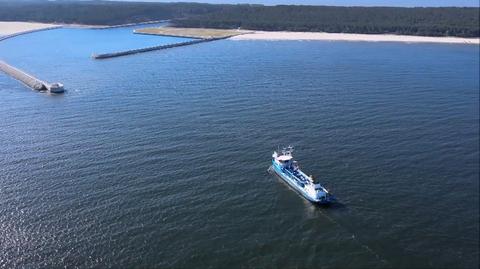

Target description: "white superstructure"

left=271, top=146, right=334, bottom=204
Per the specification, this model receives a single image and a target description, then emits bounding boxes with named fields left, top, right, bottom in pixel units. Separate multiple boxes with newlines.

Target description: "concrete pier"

left=92, top=37, right=224, bottom=59
left=0, top=61, right=64, bottom=93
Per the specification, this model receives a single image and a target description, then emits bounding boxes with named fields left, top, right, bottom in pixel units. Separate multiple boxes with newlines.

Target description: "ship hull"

left=271, top=161, right=330, bottom=204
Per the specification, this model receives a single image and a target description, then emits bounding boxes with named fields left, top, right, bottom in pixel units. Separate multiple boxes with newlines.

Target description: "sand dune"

left=231, top=31, right=480, bottom=45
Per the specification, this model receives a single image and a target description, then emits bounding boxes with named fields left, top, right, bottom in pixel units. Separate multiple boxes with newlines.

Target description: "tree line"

left=0, top=1, right=478, bottom=37
left=0, top=1, right=225, bottom=26
left=173, top=5, right=480, bottom=37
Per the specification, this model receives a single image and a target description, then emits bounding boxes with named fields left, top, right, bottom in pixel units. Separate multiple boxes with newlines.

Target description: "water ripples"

left=0, top=30, right=479, bottom=268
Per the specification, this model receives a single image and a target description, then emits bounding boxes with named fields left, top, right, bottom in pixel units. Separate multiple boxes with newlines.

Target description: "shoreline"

left=230, top=31, right=480, bottom=45
left=63, top=20, right=168, bottom=30
left=1, top=21, right=478, bottom=45
left=133, top=27, right=251, bottom=39
left=0, top=21, right=60, bottom=36
left=0, top=20, right=168, bottom=37
left=0, top=22, right=62, bottom=42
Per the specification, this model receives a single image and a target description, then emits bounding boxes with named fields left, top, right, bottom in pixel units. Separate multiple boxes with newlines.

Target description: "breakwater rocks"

left=0, top=61, right=64, bottom=93
left=0, top=26, right=62, bottom=42
left=92, top=37, right=225, bottom=59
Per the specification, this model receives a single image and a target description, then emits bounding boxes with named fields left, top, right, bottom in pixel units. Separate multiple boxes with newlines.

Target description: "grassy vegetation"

left=135, top=27, right=248, bottom=39
left=0, top=1, right=478, bottom=37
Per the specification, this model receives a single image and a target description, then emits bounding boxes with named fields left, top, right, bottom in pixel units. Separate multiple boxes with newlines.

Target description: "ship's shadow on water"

left=302, top=199, right=349, bottom=218
left=313, top=200, right=347, bottom=210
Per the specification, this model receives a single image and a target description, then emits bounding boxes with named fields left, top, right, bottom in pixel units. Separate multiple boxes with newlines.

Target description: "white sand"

left=1, top=22, right=477, bottom=45
left=231, top=31, right=480, bottom=45
left=0, top=21, right=58, bottom=36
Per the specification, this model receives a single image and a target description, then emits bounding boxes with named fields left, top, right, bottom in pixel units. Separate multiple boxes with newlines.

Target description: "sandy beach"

left=0, top=21, right=59, bottom=36
left=231, top=31, right=480, bottom=44
left=135, top=26, right=250, bottom=39
left=1, top=21, right=477, bottom=45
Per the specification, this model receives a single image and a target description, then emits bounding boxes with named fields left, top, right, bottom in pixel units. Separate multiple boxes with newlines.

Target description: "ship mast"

left=282, top=145, right=294, bottom=156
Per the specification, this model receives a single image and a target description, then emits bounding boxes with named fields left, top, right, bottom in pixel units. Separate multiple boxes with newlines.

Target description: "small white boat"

left=47, top=82, right=64, bottom=93
left=270, top=146, right=334, bottom=204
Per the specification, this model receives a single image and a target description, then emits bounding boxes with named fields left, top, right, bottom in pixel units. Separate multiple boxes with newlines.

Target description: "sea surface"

left=0, top=25, right=478, bottom=269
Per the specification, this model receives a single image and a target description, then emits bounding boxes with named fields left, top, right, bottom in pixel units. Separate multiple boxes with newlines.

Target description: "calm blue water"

left=0, top=26, right=478, bottom=269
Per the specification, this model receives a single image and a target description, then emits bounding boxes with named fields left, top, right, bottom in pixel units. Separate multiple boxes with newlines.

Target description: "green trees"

left=173, top=5, right=479, bottom=37
left=0, top=1, right=478, bottom=37
left=0, top=1, right=224, bottom=26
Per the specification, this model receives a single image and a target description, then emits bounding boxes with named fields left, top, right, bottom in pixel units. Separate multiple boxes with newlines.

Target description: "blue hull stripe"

left=272, top=161, right=321, bottom=203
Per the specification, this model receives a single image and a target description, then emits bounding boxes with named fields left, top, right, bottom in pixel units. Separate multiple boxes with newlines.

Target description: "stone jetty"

left=0, top=60, right=64, bottom=93
left=92, top=37, right=225, bottom=59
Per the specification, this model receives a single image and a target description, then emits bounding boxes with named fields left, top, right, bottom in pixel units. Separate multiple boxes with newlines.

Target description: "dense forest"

left=0, top=1, right=225, bottom=26
left=174, top=5, right=480, bottom=37
left=0, top=0, right=478, bottom=37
